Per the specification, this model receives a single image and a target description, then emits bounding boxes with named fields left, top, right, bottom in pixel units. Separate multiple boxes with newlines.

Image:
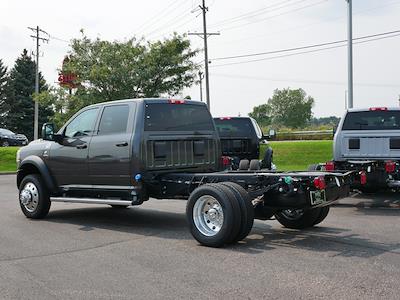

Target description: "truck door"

left=88, top=103, right=135, bottom=186
left=48, top=107, right=99, bottom=186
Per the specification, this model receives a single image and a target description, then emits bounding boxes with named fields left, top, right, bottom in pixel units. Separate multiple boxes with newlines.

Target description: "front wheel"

left=274, top=207, right=324, bottom=229
left=19, top=174, right=51, bottom=219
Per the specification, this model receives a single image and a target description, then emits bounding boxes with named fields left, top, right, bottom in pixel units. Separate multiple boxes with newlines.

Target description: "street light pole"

left=346, top=0, right=354, bottom=108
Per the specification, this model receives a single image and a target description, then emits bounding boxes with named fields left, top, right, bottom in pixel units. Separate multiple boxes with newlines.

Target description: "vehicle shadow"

left=337, top=190, right=400, bottom=209
left=44, top=206, right=400, bottom=258
left=231, top=222, right=400, bottom=257
left=46, top=206, right=191, bottom=241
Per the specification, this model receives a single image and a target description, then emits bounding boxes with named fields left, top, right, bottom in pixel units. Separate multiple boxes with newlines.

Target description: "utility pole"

left=346, top=0, right=354, bottom=108
left=188, top=0, right=219, bottom=111
left=198, top=71, right=204, bottom=102
left=28, top=26, right=49, bottom=140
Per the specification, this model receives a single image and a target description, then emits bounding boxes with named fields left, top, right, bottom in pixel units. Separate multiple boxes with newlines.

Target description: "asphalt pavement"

left=0, top=174, right=399, bottom=299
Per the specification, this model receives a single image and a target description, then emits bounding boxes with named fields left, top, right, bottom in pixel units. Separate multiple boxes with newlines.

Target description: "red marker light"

left=359, top=171, right=367, bottom=185
left=221, top=156, right=231, bottom=166
left=313, top=176, right=326, bottom=190
left=369, top=107, right=388, bottom=111
left=168, top=99, right=185, bottom=104
left=219, top=117, right=232, bottom=120
left=325, top=161, right=335, bottom=171
left=385, top=161, right=396, bottom=173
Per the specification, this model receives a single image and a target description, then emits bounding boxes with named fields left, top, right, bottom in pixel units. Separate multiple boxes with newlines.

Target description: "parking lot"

left=0, top=174, right=399, bottom=299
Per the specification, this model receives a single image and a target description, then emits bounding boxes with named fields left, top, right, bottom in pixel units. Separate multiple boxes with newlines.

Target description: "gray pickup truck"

left=17, top=98, right=359, bottom=247
left=310, top=107, right=400, bottom=192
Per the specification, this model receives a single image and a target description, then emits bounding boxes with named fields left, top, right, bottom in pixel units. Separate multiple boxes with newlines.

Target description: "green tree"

left=248, top=103, right=271, bottom=127
left=38, top=33, right=198, bottom=125
left=3, top=50, right=53, bottom=139
left=268, top=88, right=314, bottom=128
left=0, top=59, right=8, bottom=127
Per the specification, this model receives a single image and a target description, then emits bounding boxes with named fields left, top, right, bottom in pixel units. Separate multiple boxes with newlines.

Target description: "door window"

left=98, top=105, right=129, bottom=135
left=65, top=108, right=99, bottom=138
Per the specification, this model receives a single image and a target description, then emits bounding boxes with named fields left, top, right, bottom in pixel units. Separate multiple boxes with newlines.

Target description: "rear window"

left=214, top=118, right=255, bottom=137
left=342, top=111, right=400, bottom=130
left=144, top=103, right=214, bottom=131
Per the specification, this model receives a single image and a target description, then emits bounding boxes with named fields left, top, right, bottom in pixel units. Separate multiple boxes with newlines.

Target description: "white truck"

left=310, top=107, right=400, bottom=192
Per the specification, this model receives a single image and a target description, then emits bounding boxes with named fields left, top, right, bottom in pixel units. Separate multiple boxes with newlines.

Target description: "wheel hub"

left=20, top=190, right=32, bottom=205
left=20, top=182, right=39, bottom=213
left=193, top=196, right=224, bottom=237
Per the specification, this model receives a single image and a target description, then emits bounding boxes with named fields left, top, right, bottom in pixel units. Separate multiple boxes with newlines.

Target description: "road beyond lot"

left=0, top=175, right=399, bottom=299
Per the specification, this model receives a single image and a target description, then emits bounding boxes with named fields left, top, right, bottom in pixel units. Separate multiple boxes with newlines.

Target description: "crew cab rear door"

left=88, top=103, right=135, bottom=186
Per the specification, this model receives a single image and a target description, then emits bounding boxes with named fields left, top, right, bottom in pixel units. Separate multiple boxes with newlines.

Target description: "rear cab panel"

left=139, top=99, right=220, bottom=175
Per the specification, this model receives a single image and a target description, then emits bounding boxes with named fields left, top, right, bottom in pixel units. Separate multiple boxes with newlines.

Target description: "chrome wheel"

left=193, top=195, right=224, bottom=236
left=19, top=182, right=39, bottom=213
left=280, top=209, right=304, bottom=220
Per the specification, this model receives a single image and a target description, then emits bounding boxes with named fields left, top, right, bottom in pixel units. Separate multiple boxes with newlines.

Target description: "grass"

left=0, top=141, right=334, bottom=173
left=263, top=140, right=333, bottom=171
left=0, top=147, right=19, bottom=172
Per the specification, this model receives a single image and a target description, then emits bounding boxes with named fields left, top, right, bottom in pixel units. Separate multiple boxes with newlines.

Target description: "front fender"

left=17, top=156, right=57, bottom=193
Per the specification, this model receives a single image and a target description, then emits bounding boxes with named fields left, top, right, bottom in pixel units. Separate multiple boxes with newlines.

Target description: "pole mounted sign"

left=58, top=56, right=78, bottom=89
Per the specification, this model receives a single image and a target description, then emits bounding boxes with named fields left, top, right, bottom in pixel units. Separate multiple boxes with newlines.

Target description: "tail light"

left=221, top=156, right=231, bottom=167
left=359, top=171, right=367, bottom=185
left=325, top=161, right=335, bottom=171
left=385, top=161, right=396, bottom=173
left=369, top=107, right=388, bottom=111
left=168, top=99, right=185, bottom=104
left=313, top=176, right=326, bottom=190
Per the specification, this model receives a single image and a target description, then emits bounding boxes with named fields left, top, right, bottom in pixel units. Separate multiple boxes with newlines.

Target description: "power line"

left=211, top=29, right=400, bottom=62
left=220, top=0, right=400, bottom=46
left=210, top=31, right=400, bottom=67
left=206, top=0, right=295, bottom=28
left=219, top=0, right=329, bottom=32
left=210, top=73, right=400, bottom=88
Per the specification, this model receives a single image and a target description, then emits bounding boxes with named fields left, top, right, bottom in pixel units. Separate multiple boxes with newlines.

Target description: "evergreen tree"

left=3, top=50, right=53, bottom=139
left=0, top=59, right=8, bottom=127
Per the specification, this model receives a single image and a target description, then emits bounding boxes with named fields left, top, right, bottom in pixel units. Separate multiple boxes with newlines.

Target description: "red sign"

left=58, top=56, right=78, bottom=89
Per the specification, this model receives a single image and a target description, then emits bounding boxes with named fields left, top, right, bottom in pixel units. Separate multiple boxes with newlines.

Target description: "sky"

left=1, top=0, right=400, bottom=118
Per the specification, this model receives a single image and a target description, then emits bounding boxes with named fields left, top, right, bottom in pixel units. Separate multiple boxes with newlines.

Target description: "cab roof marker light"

left=369, top=107, right=388, bottom=111
left=219, top=117, right=232, bottom=120
left=168, top=99, right=185, bottom=104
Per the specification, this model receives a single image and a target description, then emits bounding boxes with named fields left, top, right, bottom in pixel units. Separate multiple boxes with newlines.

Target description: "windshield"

left=342, top=111, right=400, bottom=130
left=0, top=129, right=14, bottom=135
left=214, top=118, right=255, bottom=138
left=144, top=103, right=214, bottom=131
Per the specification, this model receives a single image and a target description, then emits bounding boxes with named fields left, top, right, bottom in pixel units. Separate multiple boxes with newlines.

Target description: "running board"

left=50, top=197, right=132, bottom=206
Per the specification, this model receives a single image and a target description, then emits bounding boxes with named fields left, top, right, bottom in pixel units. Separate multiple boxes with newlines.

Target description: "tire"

left=1, top=140, right=9, bottom=147
left=274, top=207, right=322, bottom=229
left=220, top=182, right=254, bottom=243
left=261, top=147, right=273, bottom=169
left=249, top=159, right=261, bottom=170
left=313, top=206, right=330, bottom=226
left=186, top=183, right=241, bottom=247
left=238, top=159, right=250, bottom=170
left=110, top=205, right=129, bottom=209
left=19, top=174, right=51, bottom=219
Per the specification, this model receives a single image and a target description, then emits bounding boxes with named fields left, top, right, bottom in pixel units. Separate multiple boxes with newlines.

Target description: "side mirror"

left=41, top=123, right=63, bottom=144
left=42, top=123, right=55, bottom=141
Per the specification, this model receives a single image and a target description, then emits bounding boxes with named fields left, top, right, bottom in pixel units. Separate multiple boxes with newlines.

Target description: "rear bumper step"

left=50, top=197, right=132, bottom=206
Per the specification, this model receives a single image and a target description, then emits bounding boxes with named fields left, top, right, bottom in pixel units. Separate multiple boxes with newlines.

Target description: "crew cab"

left=309, top=107, right=400, bottom=192
left=213, top=117, right=274, bottom=170
left=17, top=98, right=360, bottom=247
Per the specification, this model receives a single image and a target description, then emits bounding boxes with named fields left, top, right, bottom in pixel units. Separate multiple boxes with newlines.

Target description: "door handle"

left=76, top=144, right=88, bottom=149
left=116, top=142, right=128, bottom=147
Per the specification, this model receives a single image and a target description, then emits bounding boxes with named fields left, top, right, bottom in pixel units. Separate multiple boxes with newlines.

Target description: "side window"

left=98, top=105, right=129, bottom=135
left=65, top=108, right=99, bottom=138
left=251, top=119, right=263, bottom=139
